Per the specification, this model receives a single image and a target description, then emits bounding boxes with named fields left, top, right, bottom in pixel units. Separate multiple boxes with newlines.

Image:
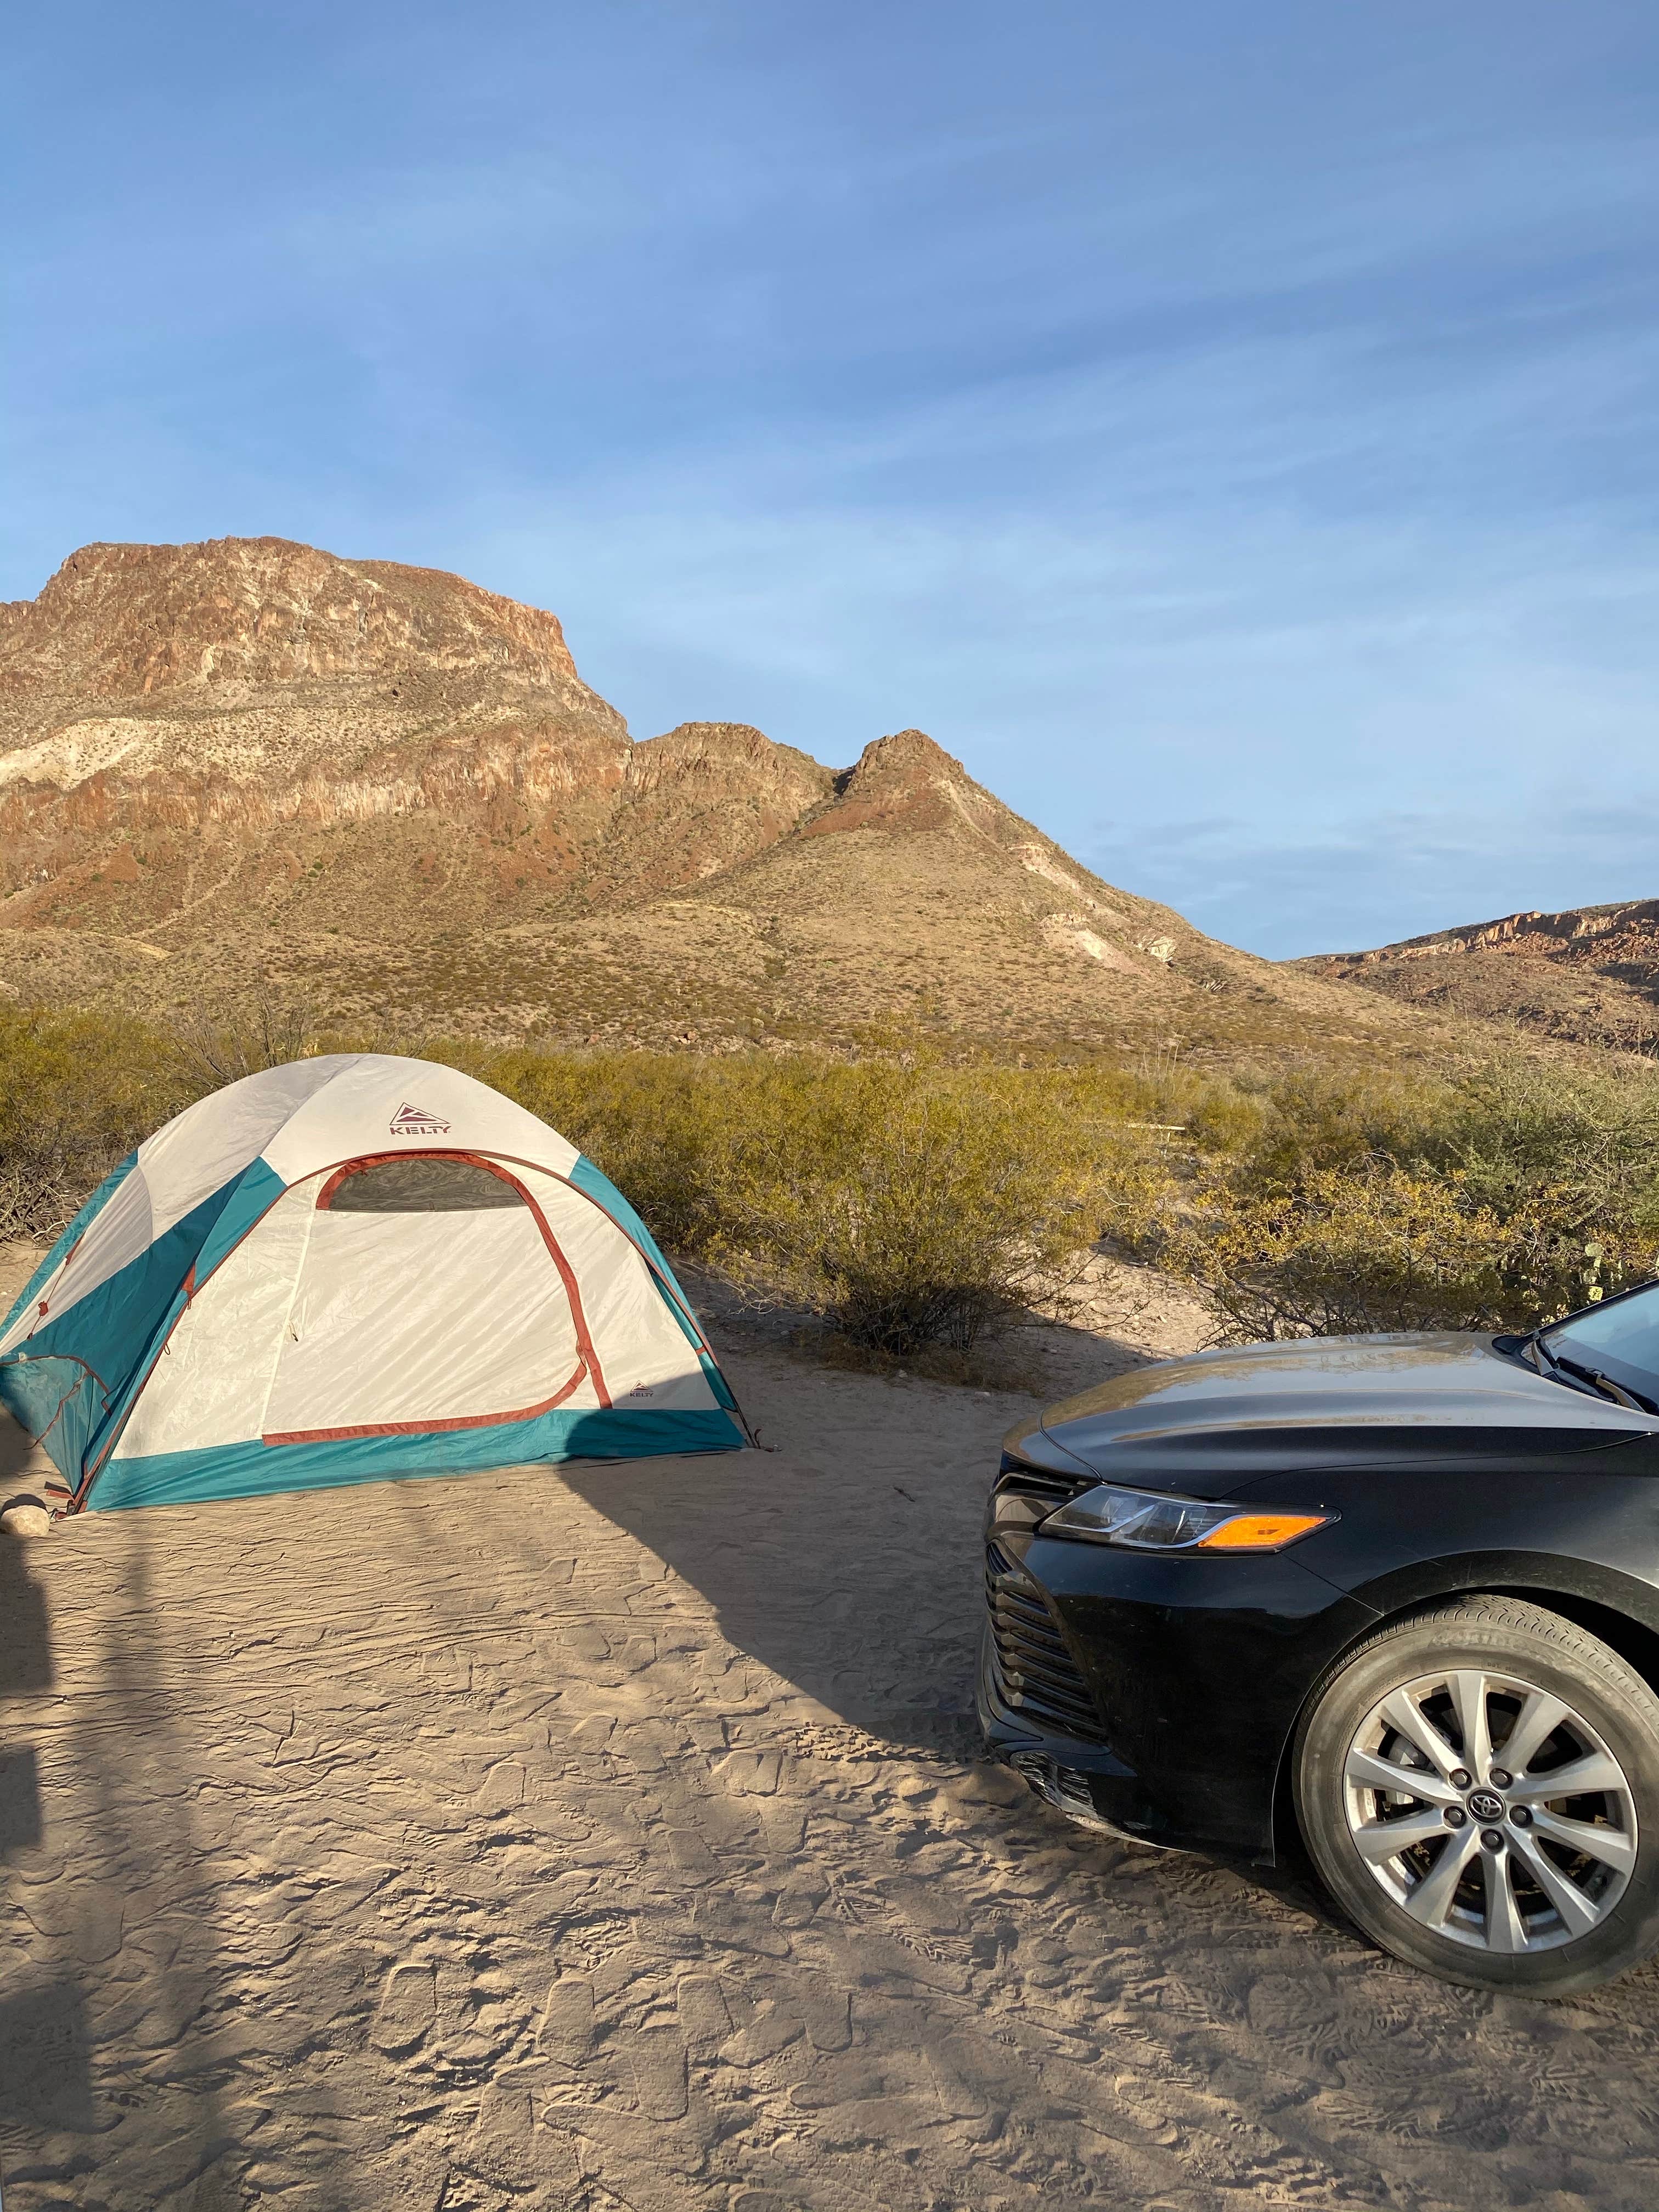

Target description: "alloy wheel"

left=1342, top=1666, right=1637, bottom=1954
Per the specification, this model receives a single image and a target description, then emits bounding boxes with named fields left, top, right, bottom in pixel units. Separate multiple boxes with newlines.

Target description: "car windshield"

left=1544, top=1282, right=1659, bottom=1399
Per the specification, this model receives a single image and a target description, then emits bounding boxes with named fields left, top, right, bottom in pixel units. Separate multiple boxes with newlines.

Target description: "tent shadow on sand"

left=558, top=1415, right=989, bottom=1762
left=551, top=1293, right=1196, bottom=1765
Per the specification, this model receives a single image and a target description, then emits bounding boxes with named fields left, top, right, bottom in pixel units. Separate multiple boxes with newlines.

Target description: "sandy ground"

left=4, top=1244, right=1659, bottom=2211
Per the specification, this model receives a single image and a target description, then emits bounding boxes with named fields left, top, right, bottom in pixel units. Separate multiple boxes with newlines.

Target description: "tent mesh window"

left=323, top=1159, right=526, bottom=1212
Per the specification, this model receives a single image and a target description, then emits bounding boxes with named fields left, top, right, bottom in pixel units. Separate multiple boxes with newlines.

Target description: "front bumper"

left=980, top=1507, right=1378, bottom=1863
left=977, top=1609, right=1173, bottom=1847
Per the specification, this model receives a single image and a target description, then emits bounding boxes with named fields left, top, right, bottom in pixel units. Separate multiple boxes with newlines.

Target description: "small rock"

left=1, top=1498, right=52, bottom=1538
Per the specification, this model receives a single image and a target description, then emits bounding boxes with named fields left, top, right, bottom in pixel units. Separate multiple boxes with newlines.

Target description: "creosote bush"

left=693, top=1069, right=1111, bottom=1355
left=1159, top=1060, right=1659, bottom=1341
left=1160, top=1166, right=1515, bottom=1340
left=0, top=1003, right=192, bottom=1240
left=171, top=986, right=323, bottom=1091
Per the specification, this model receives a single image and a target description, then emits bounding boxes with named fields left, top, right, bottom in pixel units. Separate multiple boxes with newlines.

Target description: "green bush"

left=477, top=1050, right=1157, bottom=1355
left=694, top=1063, right=1122, bottom=1355
left=2, top=1012, right=1165, bottom=1356
left=475, top=1046, right=736, bottom=1251
left=0, top=989, right=329, bottom=1248
left=1161, top=1165, right=1515, bottom=1340
left=17, top=991, right=1659, bottom=1358
left=1163, top=1058, right=1659, bottom=1341
left=0, top=1004, right=193, bottom=1242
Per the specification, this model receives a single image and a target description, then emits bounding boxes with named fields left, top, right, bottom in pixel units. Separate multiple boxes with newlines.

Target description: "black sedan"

left=980, top=1283, right=1659, bottom=1996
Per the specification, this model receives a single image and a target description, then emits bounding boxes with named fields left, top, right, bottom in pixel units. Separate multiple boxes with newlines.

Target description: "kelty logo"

left=389, top=1101, right=452, bottom=1137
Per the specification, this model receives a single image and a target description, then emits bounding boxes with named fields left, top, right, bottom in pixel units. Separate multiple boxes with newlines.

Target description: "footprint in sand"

left=718, top=2000, right=804, bottom=2069
left=453, top=2091, right=581, bottom=2211
left=463, top=2084, right=542, bottom=2193
left=372, top=1961, right=437, bottom=2056
left=675, top=1972, right=731, bottom=2054
left=630, top=2025, right=689, bottom=2119
left=538, top=1972, right=595, bottom=2064
left=664, top=1827, right=721, bottom=1881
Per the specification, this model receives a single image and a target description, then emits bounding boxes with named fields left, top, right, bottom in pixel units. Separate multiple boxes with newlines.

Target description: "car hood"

left=1005, top=1333, right=1659, bottom=1497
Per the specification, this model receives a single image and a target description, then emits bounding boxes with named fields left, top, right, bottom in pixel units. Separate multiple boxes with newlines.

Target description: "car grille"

left=985, top=1539, right=1107, bottom=1743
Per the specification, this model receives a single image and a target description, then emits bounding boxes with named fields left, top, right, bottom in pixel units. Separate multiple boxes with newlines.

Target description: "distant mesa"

left=1302, top=899, right=1659, bottom=1054
left=0, top=535, right=1436, bottom=1060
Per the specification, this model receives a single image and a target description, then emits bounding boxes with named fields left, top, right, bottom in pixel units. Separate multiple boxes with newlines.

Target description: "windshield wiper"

left=1551, top=1351, right=1659, bottom=1415
left=1519, top=1329, right=1659, bottom=1413
left=1523, top=1329, right=1565, bottom=1381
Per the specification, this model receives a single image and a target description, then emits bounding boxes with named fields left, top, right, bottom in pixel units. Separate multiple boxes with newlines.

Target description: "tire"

left=1294, top=1596, right=1659, bottom=1997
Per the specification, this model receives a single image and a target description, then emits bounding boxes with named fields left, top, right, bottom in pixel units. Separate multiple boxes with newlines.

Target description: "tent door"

left=261, top=1155, right=599, bottom=1443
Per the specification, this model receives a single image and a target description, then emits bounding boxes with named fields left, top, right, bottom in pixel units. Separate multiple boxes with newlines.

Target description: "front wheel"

left=1294, top=1596, right=1659, bottom=1996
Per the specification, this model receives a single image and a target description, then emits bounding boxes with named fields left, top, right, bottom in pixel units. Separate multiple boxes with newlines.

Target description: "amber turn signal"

left=1194, top=1511, right=1331, bottom=1551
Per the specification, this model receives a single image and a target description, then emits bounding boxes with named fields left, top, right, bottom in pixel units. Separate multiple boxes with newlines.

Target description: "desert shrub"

left=0, top=1004, right=193, bottom=1242
left=29, top=993, right=1659, bottom=1357
left=0, top=986, right=341, bottom=1246
left=1163, top=1166, right=1520, bottom=1340
left=1224, top=1067, right=1453, bottom=1190
left=1, top=1013, right=1161, bottom=1350
left=1428, top=1061, right=1659, bottom=1257
left=172, top=987, right=322, bottom=1090
left=1163, top=1057, right=1659, bottom=1341
left=475, top=1049, right=1158, bottom=1355
left=701, top=1062, right=1129, bottom=1355
left=475, top=1047, right=739, bottom=1250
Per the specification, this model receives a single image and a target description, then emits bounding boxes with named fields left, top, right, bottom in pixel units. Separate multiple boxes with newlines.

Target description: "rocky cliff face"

left=1302, top=901, right=1659, bottom=1053
left=0, top=537, right=585, bottom=704
left=0, top=538, right=632, bottom=923
left=0, top=537, right=1423, bottom=1059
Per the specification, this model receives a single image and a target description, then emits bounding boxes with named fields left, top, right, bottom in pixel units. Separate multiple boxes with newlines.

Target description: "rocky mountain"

left=1, top=536, right=1432, bottom=1060
left=1301, top=901, right=1659, bottom=1054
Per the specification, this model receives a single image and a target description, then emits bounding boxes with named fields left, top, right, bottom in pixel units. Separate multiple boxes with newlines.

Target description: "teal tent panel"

left=0, top=1153, right=137, bottom=1344
left=1, top=1161, right=288, bottom=1488
left=570, top=1155, right=676, bottom=1276
left=88, top=1403, right=747, bottom=1512
left=0, top=1357, right=108, bottom=1482
left=191, top=1158, right=287, bottom=1283
left=18, top=1185, right=232, bottom=1374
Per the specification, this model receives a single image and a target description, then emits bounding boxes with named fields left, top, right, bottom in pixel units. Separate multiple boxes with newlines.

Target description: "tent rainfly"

left=0, top=1055, right=749, bottom=1513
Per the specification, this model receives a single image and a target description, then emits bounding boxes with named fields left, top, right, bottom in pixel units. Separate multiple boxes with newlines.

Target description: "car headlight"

left=1041, top=1482, right=1333, bottom=1552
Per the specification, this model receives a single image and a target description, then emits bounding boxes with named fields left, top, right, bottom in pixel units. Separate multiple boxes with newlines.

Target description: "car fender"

left=1342, top=1549, right=1659, bottom=1641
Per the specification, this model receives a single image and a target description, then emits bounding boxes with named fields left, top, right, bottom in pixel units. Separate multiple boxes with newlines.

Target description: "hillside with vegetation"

left=5, top=538, right=1658, bottom=1375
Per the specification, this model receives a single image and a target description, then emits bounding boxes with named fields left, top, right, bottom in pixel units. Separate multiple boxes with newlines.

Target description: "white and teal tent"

left=0, top=1055, right=748, bottom=1513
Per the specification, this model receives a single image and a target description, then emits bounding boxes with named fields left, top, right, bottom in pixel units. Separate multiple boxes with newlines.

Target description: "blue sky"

left=7, top=2, right=1658, bottom=955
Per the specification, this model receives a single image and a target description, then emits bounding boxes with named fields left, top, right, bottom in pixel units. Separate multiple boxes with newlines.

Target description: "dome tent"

left=0, top=1055, right=748, bottom=1513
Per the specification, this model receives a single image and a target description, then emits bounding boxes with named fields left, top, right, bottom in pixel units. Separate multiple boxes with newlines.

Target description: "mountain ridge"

left=1, top=535, right=1446, bottom=1060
